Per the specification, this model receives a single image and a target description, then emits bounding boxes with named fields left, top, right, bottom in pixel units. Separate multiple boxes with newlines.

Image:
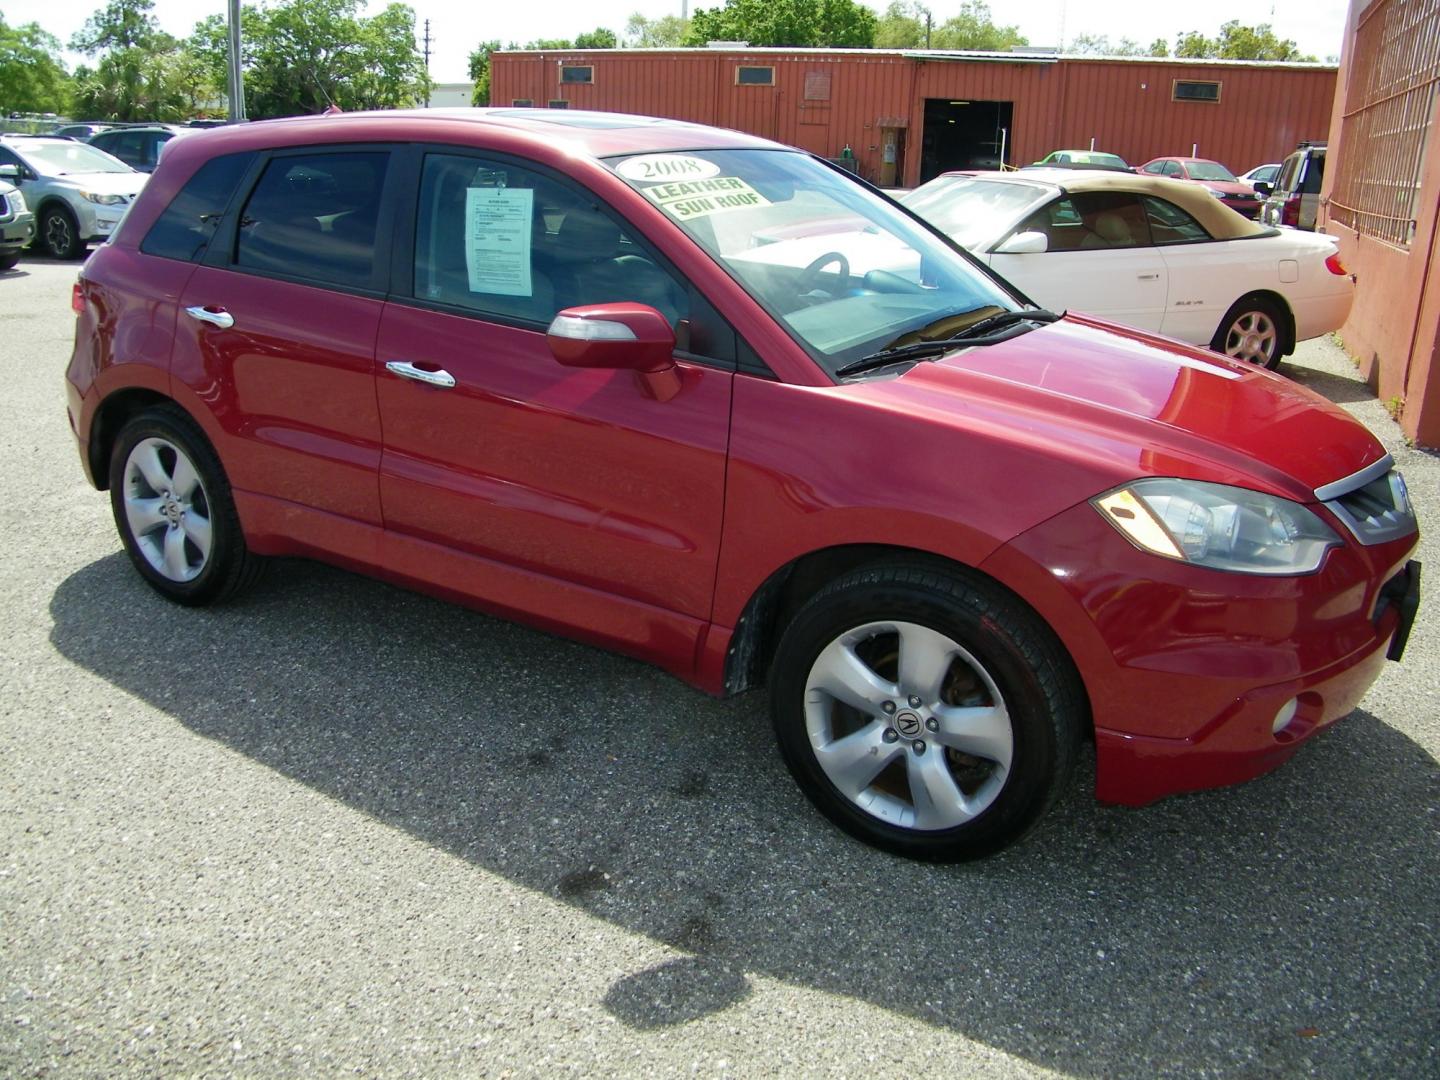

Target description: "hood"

left=57, top=172, right=148, bottom=198
left=1198, top=180, right=1257, bottom=198
left=872, top=314, right=1385, bottom=503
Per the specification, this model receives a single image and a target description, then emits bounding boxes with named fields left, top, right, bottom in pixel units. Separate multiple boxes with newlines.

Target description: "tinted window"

left=235, top=151, right=389, bottom=287
left=1142, top=196, right=1211, bottom=243
left=1298, top=153, right=1325, bottom=194
left=413, top=152, right=688, bottom=331
left=141, top=151, right=255, bottom=261
left=1017, top=192, right=1151, bottom=251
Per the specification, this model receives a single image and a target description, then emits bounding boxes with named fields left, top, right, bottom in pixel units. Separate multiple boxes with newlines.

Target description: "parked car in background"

left=1029, top=149, right=1133, bottom=172
left=0, top=135, right=146, bottom=259
left=0, top=177, right=35, bottom=269
left=902, top=168, right=1353, bottom=368
left=66, top=109, right=1419, bottom=862
left=1137, top=157, right=1264, bottom=218
left=51, top=122, right=116, bottom=140
left=88, top=124, right=190, bottom=174
left=1261, top=142, right=1327, bottom=231
left=1239, top=163, right=1281, bottom=195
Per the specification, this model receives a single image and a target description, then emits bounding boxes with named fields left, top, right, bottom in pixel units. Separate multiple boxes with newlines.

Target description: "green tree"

left=1174, top=21, right=1314, bottom=62
left=525, top=38, right=573, bottom=49
left=1065, top=33, right=1166, bottom=57
left=467, top=39, right=501, bottom=105
left=574, top=27, right=618, bottom=48
left=0, top=14, right=72, bottom=113
left=874, top=1, right=925, bottom=48
left=623, top=12, right=690, bottom=47
left=190, top=0, right=429, bottom=118
left=929, top=1, right=1025, bottom=50
left=69, top=0, right=212, bottom=120
left=684, top=0, right=877, bottom=48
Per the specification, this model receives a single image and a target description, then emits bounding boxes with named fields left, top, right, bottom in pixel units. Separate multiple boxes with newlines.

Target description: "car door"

left=373, top=148, right=734, bottom=634
left=987, top=191, right=1168, bottom=331
left=170, top=147, right=397, bottom=526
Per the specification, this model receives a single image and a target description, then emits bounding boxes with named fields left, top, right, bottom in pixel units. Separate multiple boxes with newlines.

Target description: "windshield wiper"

left=834, top=308, right=1062, bottom=378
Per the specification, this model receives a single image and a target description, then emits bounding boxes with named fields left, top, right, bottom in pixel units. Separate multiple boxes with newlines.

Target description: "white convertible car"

left=898, top=169, right=1354, bottom=369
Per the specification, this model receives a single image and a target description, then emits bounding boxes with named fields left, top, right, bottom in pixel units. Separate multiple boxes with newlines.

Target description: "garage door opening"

left=920, top=99, right=1013, bottom=183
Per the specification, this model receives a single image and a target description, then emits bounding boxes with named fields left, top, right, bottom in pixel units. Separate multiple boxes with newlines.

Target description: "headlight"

left=79, top=191, right=126, bottom=205
left=1093, top=478, right=1340, bottom=575
left=1204, top=187, right=1227, bottom=198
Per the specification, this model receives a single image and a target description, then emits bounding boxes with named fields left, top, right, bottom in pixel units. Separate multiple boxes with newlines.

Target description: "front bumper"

left=981, top=502, right=1420, bottom=807
left=0, top=210, right=34, bottom=249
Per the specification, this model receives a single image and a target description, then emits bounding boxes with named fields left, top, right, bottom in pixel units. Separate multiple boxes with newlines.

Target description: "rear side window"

left=235, top=151, right=390, bottom=288
left=1299, top=153, right=1325, bottom=194
left=140, top=151, right=254, bottom=262
left=1142, top=196, right=1211, bottom=243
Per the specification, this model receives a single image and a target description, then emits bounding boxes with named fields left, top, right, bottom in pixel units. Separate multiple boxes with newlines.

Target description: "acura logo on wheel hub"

left=895, top=711, right=923, bottom=738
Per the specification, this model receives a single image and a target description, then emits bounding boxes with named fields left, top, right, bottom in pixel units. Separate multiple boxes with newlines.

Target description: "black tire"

left=107, top=405, right=263, bottom=605
left=1211, top=294, right=1286, bottom=370
left=0, top=251, right=19, bottom=271
left=40, top=205, right=85, bottom=260
left=769, top=561, right=1084, bottom=861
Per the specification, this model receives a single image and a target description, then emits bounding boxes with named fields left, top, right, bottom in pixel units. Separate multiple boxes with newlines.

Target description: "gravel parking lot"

left=2, top=255, right=1436, bottom=1077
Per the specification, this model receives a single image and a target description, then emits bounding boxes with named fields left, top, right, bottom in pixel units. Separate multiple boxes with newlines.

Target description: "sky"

left=3, top=0, right=1350, bottom=84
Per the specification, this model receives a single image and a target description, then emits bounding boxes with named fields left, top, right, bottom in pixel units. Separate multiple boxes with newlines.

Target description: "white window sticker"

left=617, top=154, right=720, bottom=184
left=465, top=187, right=533, bottom=296
left=642, top=176, right=771, bottom=222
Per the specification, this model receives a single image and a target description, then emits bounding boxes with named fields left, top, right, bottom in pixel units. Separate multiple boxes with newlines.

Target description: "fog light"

left=1272, top=697, right=1299, bottom=735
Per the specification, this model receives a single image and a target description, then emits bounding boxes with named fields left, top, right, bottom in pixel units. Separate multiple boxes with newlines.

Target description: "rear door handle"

left=185, top=305, right=234, bottom=329
left=385, top=360, right=456, bottom=389
left=1137, top=273, right=1161, bottom=281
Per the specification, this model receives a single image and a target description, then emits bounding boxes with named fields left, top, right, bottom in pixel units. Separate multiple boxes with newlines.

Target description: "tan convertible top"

left=1016, top=168, right=1270, bottom=240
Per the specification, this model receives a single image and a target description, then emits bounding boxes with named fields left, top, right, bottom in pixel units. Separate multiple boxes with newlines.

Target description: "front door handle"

left=185, top=305, right=234, bottom=329
left=385, top=360, right=456, bottom=389
left=1137, top=273, right=1161, bottom=281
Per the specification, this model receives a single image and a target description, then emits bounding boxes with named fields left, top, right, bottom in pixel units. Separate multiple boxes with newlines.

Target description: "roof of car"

left=939, top=168, right=1270, bottom=240
left=172, top=108, right=786, bottom=162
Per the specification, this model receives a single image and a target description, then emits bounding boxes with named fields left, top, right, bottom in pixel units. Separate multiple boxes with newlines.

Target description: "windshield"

left=1187, top=161, right=1238, bottom=182
left=605, top=148, right=1021, bottom=374
left=901, top=176, right=1050, bottom=249
left=15, top=141, right=133, bottom=176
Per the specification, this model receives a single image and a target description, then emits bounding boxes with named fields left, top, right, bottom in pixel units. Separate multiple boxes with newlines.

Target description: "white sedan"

left=899, top=168, right=1353, bottom=368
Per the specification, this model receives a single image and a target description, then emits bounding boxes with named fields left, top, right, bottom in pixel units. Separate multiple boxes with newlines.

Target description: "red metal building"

left=491, top=48, right=1337, bottom=188
left=1321, top=0, right=1440, bottom=447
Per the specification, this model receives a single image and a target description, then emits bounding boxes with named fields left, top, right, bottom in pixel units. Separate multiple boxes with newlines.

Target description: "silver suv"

left=0, top=135, right=147, bottom=259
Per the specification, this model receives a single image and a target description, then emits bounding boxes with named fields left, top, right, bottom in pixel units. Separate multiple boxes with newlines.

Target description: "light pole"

left=227, top=0, right=246, bottom=121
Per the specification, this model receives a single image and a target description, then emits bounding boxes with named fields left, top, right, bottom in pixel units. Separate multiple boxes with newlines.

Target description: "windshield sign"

left=606, top=148, right=1021, bottom=374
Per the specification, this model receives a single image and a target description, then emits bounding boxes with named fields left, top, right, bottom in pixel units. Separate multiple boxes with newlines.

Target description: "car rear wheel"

left=40, top=206, right=85, bottom=260
left=769, top=561, right=1083, bottom=861
left=1213, top=295, right=1284, bottom=370
left=108, top=406, right=262, bottom=605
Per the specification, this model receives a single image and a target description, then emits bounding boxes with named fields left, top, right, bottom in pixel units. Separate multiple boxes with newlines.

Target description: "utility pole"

left=227, top=0, right=246, bottom=121
left=423, top=19, right=433, bottom=107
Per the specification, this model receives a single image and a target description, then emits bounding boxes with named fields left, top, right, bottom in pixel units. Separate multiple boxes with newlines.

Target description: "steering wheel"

left=796, top=251, right=851, bottom=298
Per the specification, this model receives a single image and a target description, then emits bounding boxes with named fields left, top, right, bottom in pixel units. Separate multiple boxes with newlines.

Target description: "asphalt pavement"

left=2, top=255, right=1437, bottom=1078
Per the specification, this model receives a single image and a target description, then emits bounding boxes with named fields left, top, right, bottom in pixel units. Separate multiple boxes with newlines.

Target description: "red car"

left=1139, top=156, right=1265, bottom=218
left=65, top=110, right=1421, bottom=860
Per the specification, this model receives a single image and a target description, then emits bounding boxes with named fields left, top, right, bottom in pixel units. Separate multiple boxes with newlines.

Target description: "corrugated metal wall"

left=492, top=50, right=1336, bottom=187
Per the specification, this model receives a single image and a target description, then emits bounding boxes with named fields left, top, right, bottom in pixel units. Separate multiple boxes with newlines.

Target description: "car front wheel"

left=1213, top=295, right=1285, bottom=369
left=40, top=206, right=85, bottom=260
left=769, top=561, right=1083, bottom=861
left=108, top=406, right=262, bottom=605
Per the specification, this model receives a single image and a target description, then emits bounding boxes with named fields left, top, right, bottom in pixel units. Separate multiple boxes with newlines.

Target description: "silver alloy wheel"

left=1222, top=309, right=1278, bottom=365
left=803, top=620, right=1013, bottom=830
left=44, top=211, right=75, bottom=258
left=121, top=436, right=213, bottom=582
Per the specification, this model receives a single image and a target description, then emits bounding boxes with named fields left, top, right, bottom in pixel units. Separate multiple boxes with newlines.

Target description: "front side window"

left=606, top=148, right=1022, bottom=373
left=901, top=175, right=1051, bottom=249
left=1161, top=161, right=1184, bottom=178
left=413, top=152, right=688, bottom=331
left=1017, top=192, right=1152, bottom=251
left=235, top=151, right=389, bottom=288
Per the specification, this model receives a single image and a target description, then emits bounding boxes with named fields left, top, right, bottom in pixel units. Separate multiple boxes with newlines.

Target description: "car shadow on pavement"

left=48, top=555, right=1440, bottom=1078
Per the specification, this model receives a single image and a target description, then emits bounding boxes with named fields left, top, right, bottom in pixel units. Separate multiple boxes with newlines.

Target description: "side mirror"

left=0, top=165, right=19, bottom=180
left=547, top=303, right=676, bottom=372
left=1253, top=181, right=1273, bottom=198
left=994, top=230, right=1048, bottom=255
